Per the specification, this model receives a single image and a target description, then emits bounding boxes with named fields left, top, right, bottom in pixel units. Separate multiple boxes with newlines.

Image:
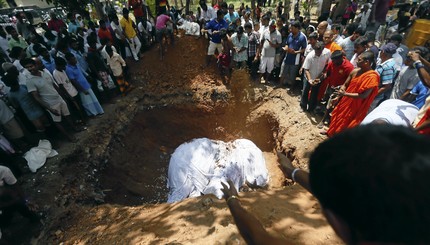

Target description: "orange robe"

left=325, top=42, right=342, bottom=53
left=416, top=109, right=430, bottom=135
left=327, top=70, right=380, bottom=137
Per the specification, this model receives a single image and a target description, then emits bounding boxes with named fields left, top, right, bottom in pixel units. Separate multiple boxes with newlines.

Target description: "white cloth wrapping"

left=177, top=19, right=201, bottom=36
left=167, top=138, right=269, bottom=203
left=24, top=140, right=58, bottom=173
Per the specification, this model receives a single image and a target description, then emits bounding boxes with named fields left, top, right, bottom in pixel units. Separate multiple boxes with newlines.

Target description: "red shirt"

left=98, top=28, right=113, bottom=43
left=48, top=19, right=66, bottom=33
left=128, top=0, right=144, bottom=17
left=317, top=58, right=354, bottom=101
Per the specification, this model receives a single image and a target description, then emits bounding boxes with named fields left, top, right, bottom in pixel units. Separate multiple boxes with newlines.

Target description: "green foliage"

left=43, top=0, right=90, bottom=14
left=0, top=0, right=6, bottom=8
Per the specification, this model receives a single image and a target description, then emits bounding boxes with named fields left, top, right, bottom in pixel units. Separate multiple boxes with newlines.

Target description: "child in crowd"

left=53, top=57, right=87, bottom=123
left=105, top=46, right=131, bottom=96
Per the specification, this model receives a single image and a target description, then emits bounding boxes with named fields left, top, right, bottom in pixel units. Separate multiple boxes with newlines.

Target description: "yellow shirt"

left=120, top=17, right=137, bottom=39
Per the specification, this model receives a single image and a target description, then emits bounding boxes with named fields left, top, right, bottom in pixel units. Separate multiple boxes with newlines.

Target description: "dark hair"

left=99, top=19, right=106, bottom=26
left=216, top=9, right=224, bottom=17
left=355, top=36, right=368, bottom=47
left=64, top=52, right=75, bottom=61
left=331, top=24, right=342, bottom=32
left=291, top=20, right=301, bottom=28
left=331, top=50, right=343, bottom=59
left=55, top=56, right=67, bottom=66
left=20, top=58, right=36, bottom=67
left=244, top=22, right=252, bottom=29
left=105, top=45, right=113, bottom=53
left=354, top=27, right=365, bottom=36
left=9, top=47, right=23, bottom=59
left=236, top=26, right=244, bottom=34
left=310, top=125, right=430, bottom=244
left=390, top=33, right=403, bottom=42
left=345, top=23, right=358, bottom=36
left=314, top=41, right=324, bottom=50
left=308, top=32, right=318, bottom=40
left=5, top=26, right=15, bottom=34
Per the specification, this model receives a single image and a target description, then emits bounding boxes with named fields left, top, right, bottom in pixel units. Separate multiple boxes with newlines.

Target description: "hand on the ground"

left=277, top=151, right=294, bottom=179
left=221, top=179, right=239, bottom=201
left=27, top=201, right=39, bottom=212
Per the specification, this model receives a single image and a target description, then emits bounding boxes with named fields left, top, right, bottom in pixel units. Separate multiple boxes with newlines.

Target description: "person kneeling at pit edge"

left=221, top=125, right=430, bottom=245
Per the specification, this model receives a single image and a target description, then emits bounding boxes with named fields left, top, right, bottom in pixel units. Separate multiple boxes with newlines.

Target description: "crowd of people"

left=1, top=0, right=430, bottom=242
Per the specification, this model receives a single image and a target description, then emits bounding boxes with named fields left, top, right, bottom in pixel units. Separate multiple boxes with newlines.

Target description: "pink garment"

left=156, top=14, right=171, bottom=30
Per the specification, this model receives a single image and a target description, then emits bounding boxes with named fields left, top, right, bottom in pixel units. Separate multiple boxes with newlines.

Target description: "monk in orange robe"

left=327, top=51, right=379, bottom=137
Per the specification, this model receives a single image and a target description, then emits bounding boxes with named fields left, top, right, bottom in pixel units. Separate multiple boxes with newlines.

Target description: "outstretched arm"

left=276, top=152, right=311, bottom=193
left=221, top=180, right=289, bottom=245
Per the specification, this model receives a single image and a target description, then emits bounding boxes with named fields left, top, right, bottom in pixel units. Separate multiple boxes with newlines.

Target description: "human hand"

left=299, top=68, right=303, bottom=75
left=287, top=48, right=295, bottom=54
left=221, top=179, right=239, bottom=201
left=276, top=151, right=294, bottom=179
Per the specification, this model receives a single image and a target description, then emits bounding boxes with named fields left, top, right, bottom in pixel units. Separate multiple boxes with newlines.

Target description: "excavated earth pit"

left=101, top=102, right=277, bottom=205
left=6, top=34, right=342, bottom=244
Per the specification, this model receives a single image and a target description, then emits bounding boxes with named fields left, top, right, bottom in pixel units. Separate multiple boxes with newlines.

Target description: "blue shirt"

left=70, top=49, right=89, bottom=73
left=40, top=56, right=56, bottom=74
left=376, top=58, right=397, bottom=87
left=205, top=18, right=228, bottom=44
left=66, top=64, right=91, bottom=91
left=8, top=85, right=45, bottom=120
left=283, top=32, right=307, bottom=65
left=68, top=21, right=79, bottom=34
left=410, top=81, right=430, bottom=109
left=224, top=12, right=239, bottom=24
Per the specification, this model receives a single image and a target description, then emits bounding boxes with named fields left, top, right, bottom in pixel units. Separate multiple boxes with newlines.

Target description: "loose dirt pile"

left=10, top=34, right=342, bottom=244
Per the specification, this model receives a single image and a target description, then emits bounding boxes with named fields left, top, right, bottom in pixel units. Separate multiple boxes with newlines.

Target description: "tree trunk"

left=321, top=0, right=331, bottom=17
left=185, top=0, right=191, bottom=14
left=251, top=0, right=255, bottom=9
left=180, top=0, right=184, bottom=7
left=284, top=0, right=290, bottom=20
left=92, top=0, right=104, bottom=19
left=174, top=0, right=178, bottom=9
left=333, top=0, right=348, bottom=20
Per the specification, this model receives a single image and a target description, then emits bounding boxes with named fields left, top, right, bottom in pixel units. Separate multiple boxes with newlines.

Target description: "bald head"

left=323, top=30, right=334, bottom=45
left=317, top=21, right=328, bottom=36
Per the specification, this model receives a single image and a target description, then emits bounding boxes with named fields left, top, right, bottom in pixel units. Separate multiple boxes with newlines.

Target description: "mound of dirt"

left=9, top=34, right=341, bottom=244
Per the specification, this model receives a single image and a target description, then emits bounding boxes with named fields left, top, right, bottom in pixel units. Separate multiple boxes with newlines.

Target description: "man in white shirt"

left=256, top=20, right=282, bottom=83
left=198, top=0, right=216, bottom=25
left=300, top=41, right=331, bottom=112
left=361, top=99, right=419, bottom=126
left=22, top=58, right=79, bottom=142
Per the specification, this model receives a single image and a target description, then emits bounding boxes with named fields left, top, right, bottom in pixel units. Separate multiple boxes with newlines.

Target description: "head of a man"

left=244, top=22, right=252, bottom=34
left=389, top=33, right=403, bottom=48
left=290, top=20, right=301, bottom=36
left=308, top=32, right=318, bottom=48
left=236, top=26, right=244, bottom=38
left=323, top=30, right=334, bottom=45
left=261, top=15, right=270, bottom=27
left=313, top=41, right=324, bottom=56
left=331, top=50, right=344, bottom=66
left=55, top=56, right=68, bottom=70
left=199, top=0, right=208, bottom=11
left=351, top=27, right=364, bottom=41
left=216, top=10, right=224, bottom=21
left=21, top=58, right=38, bottom=75
left=317, top=21, right=328, bottom=37
left=122, top=8, right=129, bottom=18
left=309, top=125, right=430, bottom=244
left=356, top=51, right=374, bottom=69
left=354, top=36, right=368, bottom=56
left=269, top=20, right=277, bottom=33
left=228, top=4, right=234, bottom=14
left=380, top=43, right=397, bottom=59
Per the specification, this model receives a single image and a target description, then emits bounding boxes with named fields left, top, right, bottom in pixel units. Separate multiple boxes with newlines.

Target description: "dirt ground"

left=5, top=33, right=343, bottom=244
